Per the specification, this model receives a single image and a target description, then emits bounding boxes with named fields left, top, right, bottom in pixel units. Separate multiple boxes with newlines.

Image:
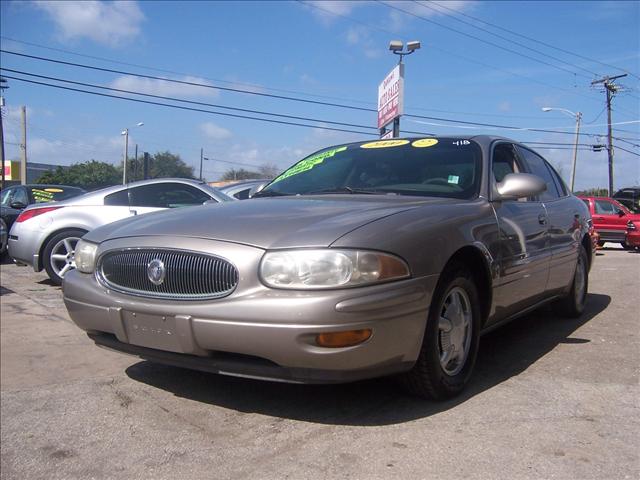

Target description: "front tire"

left=42, top=229, right=86, bottom=286
left=399, top=264, right=481, bottom=400
left=554, top=246, right=588, bottom=318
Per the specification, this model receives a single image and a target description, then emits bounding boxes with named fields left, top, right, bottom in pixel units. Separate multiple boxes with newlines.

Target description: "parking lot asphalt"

left=1, top=246, right=638, bottom=480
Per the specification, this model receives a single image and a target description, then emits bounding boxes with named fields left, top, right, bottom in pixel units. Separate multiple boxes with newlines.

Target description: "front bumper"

left=63, top=239, right=438, bottom=384
left=626, top=230, right=640, bottom=247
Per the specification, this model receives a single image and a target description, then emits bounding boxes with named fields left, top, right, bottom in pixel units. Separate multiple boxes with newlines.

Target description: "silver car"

left=9, top=178, right=232, bottom=285
left=63, top=137, right=592, bottom=400
left=219, top=179, right=269, bottom=200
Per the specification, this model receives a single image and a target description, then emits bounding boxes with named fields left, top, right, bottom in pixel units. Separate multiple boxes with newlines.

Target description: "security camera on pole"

left=378, top=40, right=420, bottom=139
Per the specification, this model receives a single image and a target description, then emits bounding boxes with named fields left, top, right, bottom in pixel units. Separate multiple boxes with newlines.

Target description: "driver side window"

left=492, top=143, right=526, bottom=201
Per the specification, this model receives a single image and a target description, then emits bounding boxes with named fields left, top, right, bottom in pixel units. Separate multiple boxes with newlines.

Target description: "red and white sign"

left=377, top=64, right=404, bottom=129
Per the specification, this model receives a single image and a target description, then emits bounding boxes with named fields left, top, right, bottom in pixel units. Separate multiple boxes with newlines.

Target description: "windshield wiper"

left=305, top=186, right=391, bottom=195
left=251, top=189, right=292, bottom=198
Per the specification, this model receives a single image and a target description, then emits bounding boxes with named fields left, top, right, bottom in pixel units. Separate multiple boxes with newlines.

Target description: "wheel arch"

left=439, top=245, right=493, bottom=328
left=581, top=233, right=593, bottom=272
left=37, top=227, right=89, bottom=270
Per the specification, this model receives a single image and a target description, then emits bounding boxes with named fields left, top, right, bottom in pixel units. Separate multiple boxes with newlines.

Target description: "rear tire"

left=42, top=229, right=86, bottom=286
left=554, top=247, right=588, bottom=318
left=399, top=264, right=481, bottom=400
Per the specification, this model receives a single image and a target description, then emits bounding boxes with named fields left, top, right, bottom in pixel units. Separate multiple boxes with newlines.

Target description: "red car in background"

left=579, top=196, right=640, bottom=248
left=626, top=221, right=640, bottom=250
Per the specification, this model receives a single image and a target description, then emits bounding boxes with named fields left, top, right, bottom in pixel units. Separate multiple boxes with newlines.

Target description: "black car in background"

left=0, top=184, right=85, bottom=254
left=613, top=187, right=640, bottom=213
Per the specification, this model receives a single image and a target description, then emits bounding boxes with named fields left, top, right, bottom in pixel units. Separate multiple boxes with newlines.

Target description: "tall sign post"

left=378, top=63, right=404, bottom=139
left=378, top=40, right=420, bottom=139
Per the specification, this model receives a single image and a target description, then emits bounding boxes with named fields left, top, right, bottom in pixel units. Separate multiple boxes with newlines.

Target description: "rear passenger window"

left=104, top=189, right=129, bottom=206
left=516, top=146, right=559, bottom=201
left=129, top=183, right=211, bottom=208
left=546, top=163, right=568, bottom=196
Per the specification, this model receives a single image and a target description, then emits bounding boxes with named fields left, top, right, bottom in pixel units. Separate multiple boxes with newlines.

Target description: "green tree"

left=575, top=187, right=609, bottom=197
left=128, top=151, right=195, bottom=181
left=221, top=168, right=262, bottom=181
left=258, top=163, right=281, bottom=179
left=36, top=160, right=120, bottom=191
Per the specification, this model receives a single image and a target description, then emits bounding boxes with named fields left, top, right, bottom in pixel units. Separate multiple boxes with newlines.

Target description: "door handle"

left=130, top=210, right=138, bottom=216
left=538, top=213, right=547, bottom=225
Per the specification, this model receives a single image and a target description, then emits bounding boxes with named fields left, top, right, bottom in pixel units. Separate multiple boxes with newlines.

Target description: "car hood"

left=84, top=195, right=455, bottom=249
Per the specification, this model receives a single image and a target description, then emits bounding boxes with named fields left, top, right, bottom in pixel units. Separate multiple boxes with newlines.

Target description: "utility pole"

left=133, top=143, right=138, bottom=181
left=20, top=106, right=26, bottom=185
left=143, top=152, right=150, bottom=180
left=591, top=74, right=627, bottom=196
left=200, top=148, right=204, bottom=181
left=570, top=112, right=582, bottom=192
left=0, top=77, right=7, bottom=190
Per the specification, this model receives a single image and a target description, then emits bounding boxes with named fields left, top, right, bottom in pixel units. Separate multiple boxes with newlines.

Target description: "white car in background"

left=8, top=178, right=232, bottom=285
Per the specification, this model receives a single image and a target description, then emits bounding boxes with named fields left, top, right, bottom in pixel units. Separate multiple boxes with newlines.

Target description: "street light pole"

left=570, top=112, right=582, bottom=192
left=542, top=107, right=582, bottom=192
left=121, top=122, right=143, bottom=185
left=122, top=128, right=129, bottom=185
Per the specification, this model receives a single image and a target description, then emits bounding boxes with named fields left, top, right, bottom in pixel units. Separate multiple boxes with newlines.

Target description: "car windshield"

left=257, top=138, right=482, bottom=200
left=29, top=186, right=85, bottom=203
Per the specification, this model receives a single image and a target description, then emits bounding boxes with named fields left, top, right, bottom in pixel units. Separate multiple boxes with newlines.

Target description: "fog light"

left=315, top=329, right=372, bottom=348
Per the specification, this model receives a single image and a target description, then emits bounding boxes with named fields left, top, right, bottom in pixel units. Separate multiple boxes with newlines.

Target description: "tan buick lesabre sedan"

left=63, top=137, right=592, bottom=400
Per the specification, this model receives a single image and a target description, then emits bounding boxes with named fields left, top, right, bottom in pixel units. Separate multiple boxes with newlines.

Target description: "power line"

left=1, top=74, right=381, bottom=136
left=6, top=64, right=633, bottom=141
left=0, top=67, right=383, bottom=133
left=0, top=35, right=377, bottom=108
left=0, top=49, right=377, bottom=113
left=1, top=35, right=587, bottom=122
left=4, top=49, right=637, bottom=135
left=380, top=1, right=595, bottom=80
left=427, top=1, right=640, bottom=80
left=615, top=144, right=640, bottom=157
left=412, top=0, right=600, bottom=78
left=300, top=0, right=609, bottom=106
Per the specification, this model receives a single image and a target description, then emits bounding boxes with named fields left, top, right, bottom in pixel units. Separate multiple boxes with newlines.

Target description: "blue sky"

left=0, top=0, right=638, bottom=190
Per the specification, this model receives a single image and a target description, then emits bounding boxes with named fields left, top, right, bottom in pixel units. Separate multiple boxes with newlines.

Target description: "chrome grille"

left=98, top=249, right=238, bottom=300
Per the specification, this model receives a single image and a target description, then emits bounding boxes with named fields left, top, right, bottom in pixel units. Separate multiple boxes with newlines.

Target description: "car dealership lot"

left=1, top=248, right=638, bottom=480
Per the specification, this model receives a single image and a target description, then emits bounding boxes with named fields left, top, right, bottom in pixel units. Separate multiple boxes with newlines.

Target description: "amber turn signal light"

left=315, top=329, right=372, bottom=348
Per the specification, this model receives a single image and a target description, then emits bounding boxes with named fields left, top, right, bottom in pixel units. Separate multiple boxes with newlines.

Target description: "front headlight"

left=626, top=220, right=637, bottom=231
left=75, top=239, right=98, bottom=273
left=260, top=249, right=410, bottom=289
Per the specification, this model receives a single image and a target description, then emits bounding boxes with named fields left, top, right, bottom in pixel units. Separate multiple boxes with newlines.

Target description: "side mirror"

left=494, top=173, right=546, bottom=201
left=10, top=201, right=27, bottom=210
left=617, top=209, right=625, bottom=217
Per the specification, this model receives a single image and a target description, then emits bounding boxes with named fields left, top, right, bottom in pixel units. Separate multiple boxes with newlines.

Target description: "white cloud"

left=498, top=101, right=511, bottom=112
left=305, top=1, right=360, bottom=26
left=200, top=122, right=232, bottom=141
left=110, top=75, right=220, bottom=98
left=345, top=26, right=382, bottom=59
left=388, top=1, right=475, bottom=31
left=33, top=1, right=145, bottom=47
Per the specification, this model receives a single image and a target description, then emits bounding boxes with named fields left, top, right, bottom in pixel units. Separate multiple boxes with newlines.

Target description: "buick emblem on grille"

left=147, top=259, right=166, bottom=285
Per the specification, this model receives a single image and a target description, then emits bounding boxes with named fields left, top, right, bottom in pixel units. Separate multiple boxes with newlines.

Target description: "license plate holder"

left=122, top=311, right=183, bottom=353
